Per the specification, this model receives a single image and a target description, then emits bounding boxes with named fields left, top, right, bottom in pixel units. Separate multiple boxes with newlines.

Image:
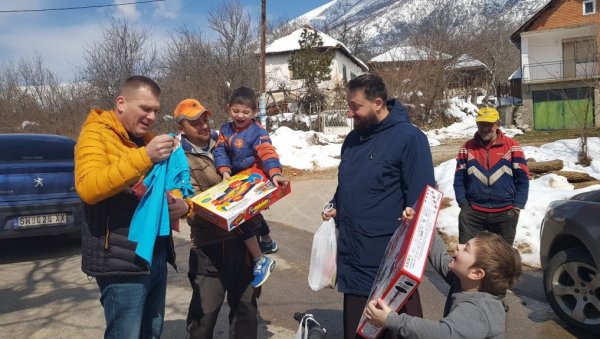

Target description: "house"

left=264, top=27, right=368, bottom=103
left=446, top=54, right=490, bottom=91
left=368, top=45, right=452, bottom=69
left=369, top=46, right=488, bottom=98
left=511, top=0, right=600, bottom=130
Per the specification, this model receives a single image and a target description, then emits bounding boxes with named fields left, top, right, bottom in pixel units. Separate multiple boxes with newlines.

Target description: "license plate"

left=17, top=213, right=67, bottom=227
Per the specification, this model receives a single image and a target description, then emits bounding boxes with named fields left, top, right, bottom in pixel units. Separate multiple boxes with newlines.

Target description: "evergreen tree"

left=288, top=27, right=335, bottom=111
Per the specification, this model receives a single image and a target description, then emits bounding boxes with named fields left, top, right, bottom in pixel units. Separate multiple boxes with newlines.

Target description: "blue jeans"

left=96, top=250, right=167, bottom=339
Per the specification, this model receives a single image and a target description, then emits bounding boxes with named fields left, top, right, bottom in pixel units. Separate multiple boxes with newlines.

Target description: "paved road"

left=0, top=178, right=595, bottom=338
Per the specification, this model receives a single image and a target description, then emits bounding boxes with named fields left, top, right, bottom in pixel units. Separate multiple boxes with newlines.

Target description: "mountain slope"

left=293, top=0, right=549, bottom=47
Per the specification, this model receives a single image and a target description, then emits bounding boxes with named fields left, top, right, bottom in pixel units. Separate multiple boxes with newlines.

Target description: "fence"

left=266, top=103, right=353, bottom=136
left=522, top=59, right=600, bottom=83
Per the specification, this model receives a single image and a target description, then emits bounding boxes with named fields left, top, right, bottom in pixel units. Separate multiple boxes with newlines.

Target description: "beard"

left=478, top=130, right=497, bottom=142
left=353, top=111, right=379, bottom=130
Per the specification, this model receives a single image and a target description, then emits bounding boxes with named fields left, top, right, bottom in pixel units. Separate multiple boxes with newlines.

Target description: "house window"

left=563, top=37, right=596, bottom=64
left=583, top=0, right=596, bottom=15
left=342, top=64, right=347, bottom=83
left=575, top=38, right=596, bottom=62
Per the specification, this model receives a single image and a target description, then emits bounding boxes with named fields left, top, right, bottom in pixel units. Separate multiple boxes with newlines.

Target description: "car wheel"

left=544, top=248, right=600, bottom=333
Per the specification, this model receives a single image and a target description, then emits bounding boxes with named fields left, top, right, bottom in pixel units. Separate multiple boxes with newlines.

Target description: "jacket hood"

left=361, top=99, right=410, bottom=136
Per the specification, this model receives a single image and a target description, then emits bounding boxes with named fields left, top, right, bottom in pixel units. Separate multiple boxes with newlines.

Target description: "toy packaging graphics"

left=356, top=185, right=443, bottom=339
left=190, top=168, right=291, bottom=231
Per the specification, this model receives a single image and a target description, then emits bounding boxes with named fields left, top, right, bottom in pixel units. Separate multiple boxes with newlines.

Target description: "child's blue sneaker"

left=252, top=256, right=275, bottom=288
left=260, top=239, right=279, bottom=254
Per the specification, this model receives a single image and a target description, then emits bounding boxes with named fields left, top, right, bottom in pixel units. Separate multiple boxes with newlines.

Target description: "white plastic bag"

left=308, top=218, right=337, bottom=291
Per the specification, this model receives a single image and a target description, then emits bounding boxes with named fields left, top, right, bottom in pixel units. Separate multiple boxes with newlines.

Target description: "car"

left=540, top=189, right=600, bottom=333
left=0, top=134, right=83, bottom=239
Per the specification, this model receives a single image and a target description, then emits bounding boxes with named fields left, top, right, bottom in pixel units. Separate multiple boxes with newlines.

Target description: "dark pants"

left=238, top=214, right=270, bottom=241
left=458, top=205, right=520, bottom=245
left=186, top=238, right=257, bottom=339
left=343, top=289, right=423, bottom=339
left=257, top=216, right=270, bottom=237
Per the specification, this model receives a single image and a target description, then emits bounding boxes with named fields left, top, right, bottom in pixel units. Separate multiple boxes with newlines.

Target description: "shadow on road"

left=0, top=232, right=81, bottom=264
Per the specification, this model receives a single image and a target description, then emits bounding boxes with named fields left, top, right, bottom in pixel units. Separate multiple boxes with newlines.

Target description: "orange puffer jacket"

left=75, top=108, right=154, bottom=205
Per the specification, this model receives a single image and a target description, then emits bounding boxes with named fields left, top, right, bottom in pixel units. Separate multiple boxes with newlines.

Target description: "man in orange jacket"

left=74, top=75, right=189, bottom=338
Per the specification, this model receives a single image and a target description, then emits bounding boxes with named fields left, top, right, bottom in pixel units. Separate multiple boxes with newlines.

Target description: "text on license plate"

left=18, top=213, right=67, bottom=227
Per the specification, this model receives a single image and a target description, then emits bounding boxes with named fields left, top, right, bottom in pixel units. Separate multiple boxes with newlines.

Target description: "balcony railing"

left=522, top=59, right=600, bottom=83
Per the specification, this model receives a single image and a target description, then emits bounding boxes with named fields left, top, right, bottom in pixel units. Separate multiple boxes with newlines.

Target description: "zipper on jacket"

left=104, top=216, right=110, bottom=250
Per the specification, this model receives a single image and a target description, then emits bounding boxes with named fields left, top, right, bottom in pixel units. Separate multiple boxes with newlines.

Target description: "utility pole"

left=259, top=0, right=267, bottom=127
left=260, top=0, right=266, bottom=93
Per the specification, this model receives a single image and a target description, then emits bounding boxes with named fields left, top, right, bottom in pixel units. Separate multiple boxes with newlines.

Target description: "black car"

left=540, top=189, right=600, bottom=333
left=0, top=134, right=83, bottom=239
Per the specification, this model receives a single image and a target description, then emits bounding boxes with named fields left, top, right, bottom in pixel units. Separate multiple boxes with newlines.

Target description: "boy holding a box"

left=214, top=87, right=289, bottom=288
left=365, top=207, right=522, bottom=338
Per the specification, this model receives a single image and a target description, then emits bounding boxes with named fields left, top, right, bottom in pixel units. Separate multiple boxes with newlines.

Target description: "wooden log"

left=552, top=171, right=598, bottom=183
left=572, top=180, right=600, bottom=189
left=528, top=160, right=563, bottom=174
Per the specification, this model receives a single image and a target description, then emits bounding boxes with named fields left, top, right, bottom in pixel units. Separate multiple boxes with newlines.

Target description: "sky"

left=0, top=0, right=331, bottom=81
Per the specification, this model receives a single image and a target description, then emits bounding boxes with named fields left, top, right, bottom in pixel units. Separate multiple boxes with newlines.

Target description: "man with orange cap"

left=453, top=107, right=529, bottom=245
left=173, top=99, right=260, bottom=339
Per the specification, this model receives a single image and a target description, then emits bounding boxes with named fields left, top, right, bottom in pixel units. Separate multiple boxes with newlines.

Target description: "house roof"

left=508, top=68, right=522, bottom=80
left=448, top=54, right=488, bottom=70
left=510, top=0, right=556, bottom=46
left=369, top=45, right=452, bottom=63
left=265, top=26, right=368, bottom=71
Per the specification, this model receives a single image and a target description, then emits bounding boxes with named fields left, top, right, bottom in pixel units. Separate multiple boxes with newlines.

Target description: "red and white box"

left=190, top=168, right=291, bottom=231
left=357, top=185, right=443, bottom=338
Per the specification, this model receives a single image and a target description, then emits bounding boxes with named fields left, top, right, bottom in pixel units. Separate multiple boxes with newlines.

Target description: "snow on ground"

left=435, top=137, right=600, bottom=267
left=272, top=121, right=600, bottom=266
left=271, top=108, right=600, bottom=267
left=425, top=97, right=523, bottom=146
left=270, top=127, right=342, bottom=170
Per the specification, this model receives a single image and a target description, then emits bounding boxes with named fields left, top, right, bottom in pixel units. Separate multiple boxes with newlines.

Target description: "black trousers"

left=458, top=205, right=520, bottom=245
left=237, top=213, right=271, bottom=241
left=186, top=239, right=257, bottom=339
left=344, top=289, right=423, bottom=339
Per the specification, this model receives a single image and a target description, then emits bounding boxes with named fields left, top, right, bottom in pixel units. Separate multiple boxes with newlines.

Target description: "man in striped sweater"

left=453, top=107, right=529, bottom=245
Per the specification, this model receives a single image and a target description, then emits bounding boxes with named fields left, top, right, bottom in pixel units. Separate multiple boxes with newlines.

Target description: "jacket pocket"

left=347, top=219, right=393, bottom=269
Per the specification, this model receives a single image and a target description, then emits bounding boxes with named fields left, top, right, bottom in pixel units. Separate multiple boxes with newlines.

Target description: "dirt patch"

left=282, top=166, right=338, bottom=180
left=440, top=197, right=453, bottom=209
left=514, top=241, right=533, bottom=255
left=514, top=129, right=600, bottom=147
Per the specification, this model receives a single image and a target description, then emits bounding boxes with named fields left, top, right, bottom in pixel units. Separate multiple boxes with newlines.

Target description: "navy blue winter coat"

left=332, top=99, right=436, bottom=296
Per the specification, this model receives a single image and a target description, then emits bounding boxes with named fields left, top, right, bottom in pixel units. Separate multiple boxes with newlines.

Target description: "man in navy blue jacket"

left=322, top=73, right=436, bottom=338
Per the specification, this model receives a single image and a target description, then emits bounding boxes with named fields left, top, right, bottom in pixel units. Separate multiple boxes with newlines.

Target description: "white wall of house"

left=265, top=50, right=365, bottom=95
left=521, top=25, right=594, bottom=81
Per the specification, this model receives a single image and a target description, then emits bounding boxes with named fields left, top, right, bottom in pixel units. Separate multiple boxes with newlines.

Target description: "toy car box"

left=357, top=185, right=443, bottom=338
left=190, top=168, right=291, bottom=231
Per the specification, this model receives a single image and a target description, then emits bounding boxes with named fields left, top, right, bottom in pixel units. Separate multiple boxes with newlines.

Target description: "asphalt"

left=0, top=178, right=596, bottom=338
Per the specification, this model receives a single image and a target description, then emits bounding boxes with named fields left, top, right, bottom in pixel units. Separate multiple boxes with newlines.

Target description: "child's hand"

left=271, top=174, right=289, bottom=188
left=222, top=172, right=231, bottom=181
left=401, top=207, right=416, bottom=223
left=365, top=298, right=392, bottom=326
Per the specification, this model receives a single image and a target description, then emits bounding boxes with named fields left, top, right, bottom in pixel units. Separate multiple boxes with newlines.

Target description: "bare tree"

left=159, top=28, right=230, bottom=129
left=0, top=55, right=93, bottom=137
left=80, top=18, right=159, bottom=107
left=469, top=17, right=521, bottom=94
left=208, top=0, right=258, bottom=90
left=330, top=20, right=372, bottom=62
